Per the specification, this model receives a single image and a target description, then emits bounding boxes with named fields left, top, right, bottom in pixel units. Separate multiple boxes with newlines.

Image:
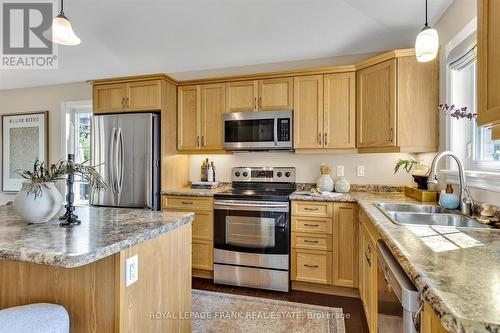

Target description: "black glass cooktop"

left=214, top=182, right=295, bottom=202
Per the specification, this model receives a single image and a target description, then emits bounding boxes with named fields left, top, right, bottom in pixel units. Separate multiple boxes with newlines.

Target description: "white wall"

left=189, top=153, right=415, bottom=185
left=0, top=82, right=91, bottom=204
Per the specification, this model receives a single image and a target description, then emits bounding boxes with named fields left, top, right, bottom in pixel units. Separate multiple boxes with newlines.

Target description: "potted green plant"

left=394, top=158, right=430, bottom=190
left=13, top=159, right=106, bottom=223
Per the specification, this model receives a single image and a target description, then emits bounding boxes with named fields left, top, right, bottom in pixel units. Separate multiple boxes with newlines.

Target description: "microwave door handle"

left=274, top=117, right=278, bottom=146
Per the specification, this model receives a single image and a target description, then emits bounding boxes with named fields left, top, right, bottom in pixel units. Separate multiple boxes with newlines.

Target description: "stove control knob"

left=277, top=172, right=283, bottom=177
left=242, top=172, right=248, bottom=177
left=285, top=172, right=291, bottom=177
left=235, top=172, right=240, bottom=177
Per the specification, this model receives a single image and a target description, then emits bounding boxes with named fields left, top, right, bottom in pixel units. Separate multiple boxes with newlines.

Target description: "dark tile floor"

left=193, top=277, right=369, bottom=333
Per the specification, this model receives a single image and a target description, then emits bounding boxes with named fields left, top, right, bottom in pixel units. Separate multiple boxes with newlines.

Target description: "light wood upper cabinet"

left=333, top=203, right=358, bottom=288
left=226, top=81, right=258, bottom=112
left=357, top=54, right=439, bottom=153
left=258, top=77, right=293, bottom=110
left=493, top=125, right=500, bottom=140
left=478, top=0, right=500, bottom=126
left=178, top=83, right=225, bottom=151
left=294, top=75, right=324, bottom=149
left=357, top=59, right=397, bottom=149
left=324, top=73, right=356, bottom=148
left=294, top=73, right=356, bottom=150
left=93, top=83, right=127, bottom=113
left=178, top=85, right=200, bottom=151
left=226, top=78, right=293, bottom=112
left=200, top=83, right=225, bottom=150
left=126, top=80, right=162, bottom=111
left=93, top=80, right=163, bottom=114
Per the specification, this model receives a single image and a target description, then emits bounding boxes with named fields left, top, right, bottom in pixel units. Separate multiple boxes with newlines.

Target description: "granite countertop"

left=292, top=191, right=500, bottom=333
left=0, top=206, right=194, bottom=268
left=161, top=186, right=231, bottom=197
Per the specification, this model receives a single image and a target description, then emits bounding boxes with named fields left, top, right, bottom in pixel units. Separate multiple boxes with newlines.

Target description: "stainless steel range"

left=213, top=167, right=296, bottom=292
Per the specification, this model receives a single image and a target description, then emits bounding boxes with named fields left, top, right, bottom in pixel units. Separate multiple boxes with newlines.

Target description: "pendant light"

left=415, top=0, right=438, bottom=62
left=48, top=0, right=81, bottom=45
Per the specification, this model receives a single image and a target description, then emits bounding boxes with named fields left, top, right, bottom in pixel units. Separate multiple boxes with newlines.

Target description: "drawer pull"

left=304, top=207, right=319, bottom=211
left=304, top=264, right=319, bottom=268
left=304, top=223, right=319, bottom=227
left=303, top=240, right=319, bottom=243
left=181, top=201, right=194, bottom=205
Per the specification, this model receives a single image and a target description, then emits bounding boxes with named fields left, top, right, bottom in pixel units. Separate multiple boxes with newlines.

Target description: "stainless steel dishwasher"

left=377, top=240, right=422, bottom=333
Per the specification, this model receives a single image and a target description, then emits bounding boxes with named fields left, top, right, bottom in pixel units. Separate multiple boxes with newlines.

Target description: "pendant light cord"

left=425, top=0, right=428, bottom=27
left=60, top=0, right=64, bottom=15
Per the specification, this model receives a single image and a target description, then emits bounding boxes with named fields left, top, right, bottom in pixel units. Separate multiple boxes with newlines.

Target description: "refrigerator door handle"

left=110, top=127, right=117, bottom=194
left=117, top=127, right=124, bottom=195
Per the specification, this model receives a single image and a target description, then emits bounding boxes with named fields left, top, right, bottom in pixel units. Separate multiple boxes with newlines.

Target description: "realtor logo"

left=1, top=0, right=58, bottom=69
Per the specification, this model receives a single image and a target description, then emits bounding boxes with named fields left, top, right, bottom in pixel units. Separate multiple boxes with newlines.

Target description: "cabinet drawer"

left=163, top=196, right=213, bottom=211
left=292, top=216, right=332, bottom=234
left=291, top=232, right=332, bottom=251
left=292, top=249, right=332, bottom=284
left=292, top=201, right=333, bottom=217
left=192, top=240, right=213, bottom=271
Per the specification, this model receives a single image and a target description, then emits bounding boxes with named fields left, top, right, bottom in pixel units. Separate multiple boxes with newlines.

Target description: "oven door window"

left=214, top=209, right=289, bottom=254
left=224, top=119, right=274, bottom=142
left=226, top=216, right=275, bottom=248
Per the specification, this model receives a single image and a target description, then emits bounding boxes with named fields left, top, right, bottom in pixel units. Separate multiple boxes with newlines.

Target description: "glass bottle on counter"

left=200, top=158, right=209, bottom=182
left=210, top=162, right=216, bottom=181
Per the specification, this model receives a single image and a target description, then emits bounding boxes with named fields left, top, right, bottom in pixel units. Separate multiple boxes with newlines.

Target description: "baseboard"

left=193, top=268, right=213, bottom=279
left=291, top=281, right=360, bottom=298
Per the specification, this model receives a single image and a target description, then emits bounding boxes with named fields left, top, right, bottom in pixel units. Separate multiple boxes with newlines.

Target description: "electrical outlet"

left=337, top=165, right=345, bottom=177
left=125, top=255, right=138, bottom=287
left=357, top=165, right=365, bottom=177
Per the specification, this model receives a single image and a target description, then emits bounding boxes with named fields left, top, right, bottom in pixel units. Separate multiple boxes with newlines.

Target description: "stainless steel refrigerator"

left=90, top=113, right=160, bottom=210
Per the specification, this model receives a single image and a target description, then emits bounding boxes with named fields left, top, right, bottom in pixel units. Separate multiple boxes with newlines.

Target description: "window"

left=64, top=102, right=92, bottom=205
left=450, top=61, right=500, bottom=172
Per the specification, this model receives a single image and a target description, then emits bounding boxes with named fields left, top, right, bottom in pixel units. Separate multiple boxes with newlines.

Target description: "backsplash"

left=189, top=153, right=416, bottom=185
left=296, top=183, right=405, bottom=193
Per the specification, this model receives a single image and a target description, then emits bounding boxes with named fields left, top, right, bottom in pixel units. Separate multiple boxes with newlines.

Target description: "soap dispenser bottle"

left=439, top=184, right=460, bottom=210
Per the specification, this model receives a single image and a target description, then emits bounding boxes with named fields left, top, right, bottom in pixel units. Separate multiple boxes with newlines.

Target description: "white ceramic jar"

left=317, top=174, right=334, bottom=192
left=335, top=176, right=351, bottom=193
left=14, top=182, right=63, bottom=223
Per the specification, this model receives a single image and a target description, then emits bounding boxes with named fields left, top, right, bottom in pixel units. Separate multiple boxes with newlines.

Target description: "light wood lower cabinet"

left=421, top=302, right=448, bottom=333
left=163, top=195, right=214, bottom=275
left=291, top=201, right=358, bottom=291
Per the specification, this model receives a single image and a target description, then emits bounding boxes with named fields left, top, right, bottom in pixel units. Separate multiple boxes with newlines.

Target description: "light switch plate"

left=357, top=165, right=365, bottom=177
left=125, top=255, right=138, bottom=287
left=337, top=166, right=345, bottom=177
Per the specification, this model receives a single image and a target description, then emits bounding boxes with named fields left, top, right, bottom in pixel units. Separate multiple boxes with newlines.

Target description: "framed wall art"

left=2, top=111, right=48, bottom=192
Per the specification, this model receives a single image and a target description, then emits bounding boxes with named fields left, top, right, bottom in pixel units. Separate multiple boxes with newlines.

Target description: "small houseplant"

left=394, top=158, right=430, bottom=190
left=13, top=159, right=106, bottom=223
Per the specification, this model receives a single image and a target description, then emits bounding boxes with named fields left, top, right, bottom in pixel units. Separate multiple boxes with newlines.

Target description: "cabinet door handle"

left=304, top=264, right=319, bottom=268
left=318, top=133, right=322, bottom=145
left=304, top=223, right=319, bottom=227
left=365, top=245, right=372, bottom=267
left=125, top=97, right=129, bottom=108
left=201, top=136, right=205, bottom=147
left=303, top=240, right=319, bottom=244
left=254, top=97, right=257, bottom=111
left=259, top=96, right=262, bottom=109
left=390, top=127, right=394, bottom=142
left=324, top=132, right=328, bottom=146
left=121, top=97, right=125, bottom=108
left=196, top=136, right=200, bottom=148
left=181, top=201, right=194, bottom=205
left=304, top=207, right=319, bottom=211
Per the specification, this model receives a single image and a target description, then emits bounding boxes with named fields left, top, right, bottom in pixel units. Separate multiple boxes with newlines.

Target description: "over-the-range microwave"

left=223, top=110, right=293, bottom=151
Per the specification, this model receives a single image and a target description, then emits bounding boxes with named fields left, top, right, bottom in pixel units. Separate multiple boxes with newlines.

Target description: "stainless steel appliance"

left=213, top=167, right=296, bottom=292
left=223, top=110, right=292, bottom=151
left=90, top=113, right=161, bottom=210
left=377, top=240, right=422, bottom=333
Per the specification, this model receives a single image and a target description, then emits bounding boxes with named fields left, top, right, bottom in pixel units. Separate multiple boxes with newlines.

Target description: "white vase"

left=13, top=182, right=63, bottom=224
left=335, top=176, right=351, bottom=193
left=316, top=174, right=334, bottom=192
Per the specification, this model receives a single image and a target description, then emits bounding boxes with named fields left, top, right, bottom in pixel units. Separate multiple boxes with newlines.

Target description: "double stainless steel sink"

left=376, top=203, right=487, bottom=229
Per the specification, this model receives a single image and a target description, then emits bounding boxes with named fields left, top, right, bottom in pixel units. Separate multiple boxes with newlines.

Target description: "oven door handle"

left=214, top=201, right=289, bottom=212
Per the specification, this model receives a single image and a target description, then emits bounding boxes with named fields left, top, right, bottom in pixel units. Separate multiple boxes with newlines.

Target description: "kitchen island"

left=0, top=206, right=194, bottom=333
